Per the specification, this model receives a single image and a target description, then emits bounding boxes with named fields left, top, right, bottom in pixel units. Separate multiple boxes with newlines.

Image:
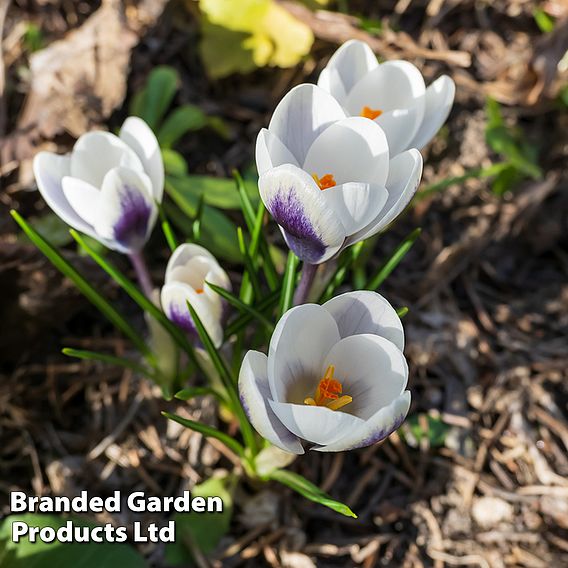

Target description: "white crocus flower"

left=239, top=291, right=410, bottom=454
left=317, top=40, right=455, bottom=156
left=256, top=83, right=423, bottom=264
left=160, top=244, right=231, bottom=348
left=33, top=117, right=163, bottom=254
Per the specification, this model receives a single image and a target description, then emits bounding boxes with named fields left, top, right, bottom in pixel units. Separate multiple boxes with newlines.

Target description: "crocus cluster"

left=31, top=39, right=455, bottom=456
left=257, top=39, right=454, bottom=265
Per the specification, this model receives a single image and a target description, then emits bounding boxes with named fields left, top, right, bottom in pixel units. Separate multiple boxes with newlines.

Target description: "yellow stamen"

left=304, top=364, right=352, bottom=411
left=360, top=106, right=383, bottom=120
left=312, top=172, right=336, bottom=191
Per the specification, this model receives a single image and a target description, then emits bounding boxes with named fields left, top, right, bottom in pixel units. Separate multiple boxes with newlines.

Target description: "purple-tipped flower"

left=318, top=40, right=456, bottom=156
left=160, top=244, right=231, bottom=348
left=238, top=291, right=411, bottom=454
left=256, top=84, right=423, bottom=264
left=33, top=117, right=163, bottom=254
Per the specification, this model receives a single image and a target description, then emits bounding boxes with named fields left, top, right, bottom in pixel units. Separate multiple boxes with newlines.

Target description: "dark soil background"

left=1, top=0, right=567, bottom=566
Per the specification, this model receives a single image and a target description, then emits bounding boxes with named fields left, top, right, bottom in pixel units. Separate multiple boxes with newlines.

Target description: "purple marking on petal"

left=167, top=304, right=198, bottom=341
left=350, top=414, right=406, bottom=450
left=113, top=185, right=152, bottom=250
left=269, top=190, right=326, bottom=263
left=239, top=393, right=252, bottom=421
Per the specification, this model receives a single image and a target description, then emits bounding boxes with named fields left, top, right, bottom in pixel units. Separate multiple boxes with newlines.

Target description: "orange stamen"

left=303, top=365, right=352, bottom=411
left=195, top=288, right=204, bottom=294
left=360, top=106, right=383, bottom=120
left=312, top=173, right=337, bottom=191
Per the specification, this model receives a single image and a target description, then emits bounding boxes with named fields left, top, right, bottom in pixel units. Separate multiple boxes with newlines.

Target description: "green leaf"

left=20, top=213, right=73, bottom=247
left=62, top=348, right=152, bottom=378
left=225, top=288, right=280, bottom=337
left=166, top=177, right=241, bottom=260
left=403, top=414, right=450, bottom=448
left=132, top=66, right=179, bottom=129
left=158, top=104, right=209, bottom=148
left=237, top=227, right=262, bottom=300
left=268, top=469, right=357, bottom=518
left=162, top=412, right=245, bottom=457
left=318, top=242, right=364, bottom=303
left=0, top=514, right=147, bottom=567
left=162, top=148, right=188, bottom=177
left=184, top=301, right=257, bottom=452
left=533, top=8, right=555, bottom=33
left=279, top=252, right=299, bottom=316
left=11, top=211, right=153, bottom=361
left=206, top=281, right=274, bottom=331
left=165, top=476, right=234, bottom=566
left=396, top=306, right=409, bottom=318
left=365, top=228, right=421, bottom=291
left=175, top=387, right=226, bottom=404
left=167, top=174, right=258, bottom=209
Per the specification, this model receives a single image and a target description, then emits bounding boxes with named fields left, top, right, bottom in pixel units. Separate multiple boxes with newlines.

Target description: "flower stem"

left=293, top=262, right=318, bottom=306
left=128, top=251, right=154, bottom=298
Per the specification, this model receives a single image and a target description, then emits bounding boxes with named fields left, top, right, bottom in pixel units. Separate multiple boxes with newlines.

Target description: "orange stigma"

left=304, top=365, right=352, bottom=411
left=312, top=173, right=336, bottom=191
left=360, top=106, right=383, bottom=120
left=195, top=288, right=204, bottom=294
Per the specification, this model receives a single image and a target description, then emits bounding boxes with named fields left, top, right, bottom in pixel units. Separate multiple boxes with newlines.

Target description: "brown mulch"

left=1, top=0, right=567, bottom=566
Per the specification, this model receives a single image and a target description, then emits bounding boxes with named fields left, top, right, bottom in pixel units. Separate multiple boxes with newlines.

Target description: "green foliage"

left=533, top=8, right=555, bottom=33
left=485, top=98, right=542, bottom=195
left=165, top=476, right=234, bottom=566
left=0, top=515, right=147, bottom=567
left=198, top=0, right=314, bottom=78
left=23, top=23, right=43, bottom=53
left=268, top=469, right=357, bottom=518
left=403, top=414, right=451, bottom=448
left=21, top=213, right=73, bottom=247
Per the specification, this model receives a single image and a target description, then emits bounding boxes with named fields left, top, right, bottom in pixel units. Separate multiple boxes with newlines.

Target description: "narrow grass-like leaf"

left=237, top=227, right=262, bottom=301
left=11, top=211, right=153, bottom=361
left=175, top=387, right=227, bottom=405
left=207, top=281, right=274, bottom=331
left=318, top=242, right=365, bottom=303
left=365, top=228, right=422, bottom=291
left=62, top=348, right=153, bottom=378
left=157, top=201, right=178, bottom=252
left=234, top=170, right=278, bottom=290
left=225, top=288, right=280, bottom=337
left=162, top=412, right=245, bottom=457
left=279, top=252, right=299, bottom=316
left=185, top=301, right=257, bottom=453
left=268, top=469, right=357, bottom=518
left=396, top=306, right=409, bottom=318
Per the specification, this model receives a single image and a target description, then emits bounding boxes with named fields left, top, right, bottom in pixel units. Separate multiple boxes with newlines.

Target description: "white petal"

left=370, top=107, right=422, bottom=156
left=320, top=183, right=388, bottom=236
left=259, top=164, right=346, bottom=264
left=61, top=177, right=101, bottom=226
left=269, top=400, right=364, bottom=446
left=314, top=391, right=411, bottom=452
left=165, top=243, right=217, bottom=281
left=346, top=148, right=423, bottom=244
left=317, top=66, right=348, bottom=107
left=323, top=290, right=404, bottom=350
left=323, top=334, right=408, bottom=420
left=302, top=116, right=389, bottom=186
left=94, top=166, right=157, bottom=253
left=409, top=75, right=456, bottom=150
left=345, top=61, right=426, bottom=154
left=255, top=128, right=299, bottom=176
left=33, top=151, right=98, bottom=238
left=70, top=131, right=144, bottom=189
left=267, top=303, right=340, bottom=404
left=119, top=116, right=165, bottom=202
left=238, top=351, right=305, bottom=454
left=318, top=39, right=379, bottom=97
left=161, top=281, right=223, bottom=347
left=268, top=84, right=346, bottom=165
